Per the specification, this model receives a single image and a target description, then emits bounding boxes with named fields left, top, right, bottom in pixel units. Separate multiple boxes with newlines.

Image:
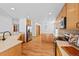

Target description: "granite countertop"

left=0, top=33, right=22, bottom=53
left=56, top=40, right=71, bottom=56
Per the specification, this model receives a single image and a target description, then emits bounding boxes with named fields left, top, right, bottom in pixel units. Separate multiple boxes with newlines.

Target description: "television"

left=60, top=17, right=66, bottom=29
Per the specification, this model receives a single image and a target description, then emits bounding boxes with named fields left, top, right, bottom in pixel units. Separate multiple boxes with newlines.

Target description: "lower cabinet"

left=18, top=33, right=25, bottom=43
left=0, top=44, right=22, bottom=56
left=56, top=45, right=62, bottom=56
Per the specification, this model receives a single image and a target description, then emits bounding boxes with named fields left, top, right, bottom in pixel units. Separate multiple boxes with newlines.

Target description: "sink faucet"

left=2, top=31, right=12, bottom=41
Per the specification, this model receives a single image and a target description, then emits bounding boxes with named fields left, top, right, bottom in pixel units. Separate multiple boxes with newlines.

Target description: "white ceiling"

left=0, top=3, right=64, bottom=22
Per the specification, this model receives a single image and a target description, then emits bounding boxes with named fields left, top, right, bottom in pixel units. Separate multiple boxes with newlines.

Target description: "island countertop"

left=0, top=33, right=23, bottom=53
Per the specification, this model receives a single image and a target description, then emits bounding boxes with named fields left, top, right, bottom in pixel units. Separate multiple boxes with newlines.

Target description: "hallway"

left=22, top=34, right=55, bottom=56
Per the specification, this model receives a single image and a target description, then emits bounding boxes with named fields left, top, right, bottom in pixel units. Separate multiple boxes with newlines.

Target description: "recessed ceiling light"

left=27, top=16, right=30, bottom=19
left=48, top=12, right=52, bottom=15
left=11, top=8, right=15, bottom=11
left=52, top=20, right=55, bottom=23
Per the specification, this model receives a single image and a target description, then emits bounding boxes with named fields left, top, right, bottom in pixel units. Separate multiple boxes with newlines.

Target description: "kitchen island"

left=0, top=33, right=23, bottom=56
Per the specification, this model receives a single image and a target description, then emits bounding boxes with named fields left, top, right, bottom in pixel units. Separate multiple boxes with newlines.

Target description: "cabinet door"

left=18, top=34, right=25, bottom=42
left=67, top=4, right=79, bottom=30
left=56, top=46, right=62, bottom=56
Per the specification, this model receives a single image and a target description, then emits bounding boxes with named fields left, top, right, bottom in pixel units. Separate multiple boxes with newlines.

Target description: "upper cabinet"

left=56, top=4, right=67, bottom=29
left=56, top=4, right=67, bottom=21
left=56, top=3, right=79, bottom=30
left=67, top=3, right=79, bottom=30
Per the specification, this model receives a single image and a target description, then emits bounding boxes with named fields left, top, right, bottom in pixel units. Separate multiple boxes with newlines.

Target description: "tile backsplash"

left=58, top=29, right=79, bottom=36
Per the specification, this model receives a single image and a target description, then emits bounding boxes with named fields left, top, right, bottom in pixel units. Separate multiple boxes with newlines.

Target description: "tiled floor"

left=22, top=34, right=55, bottom=56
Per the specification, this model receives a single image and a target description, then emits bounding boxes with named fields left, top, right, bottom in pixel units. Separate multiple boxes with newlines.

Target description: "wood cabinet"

left=56, top=4, right=67, bottom=21
left=67, top=3, right=79, bottom=30
left=18, top=33, right=25, bottom=43
left=56, top=4, right=67, bottom=29
left=56, top=3, right=79, bottom=30
left=26, top=19, right=31, bottom=26
left=55, top=3, right=79, bottom=36
left=56, top=45, right=62, bottom=56
left=0, top=44, right=22, bottom=56
left=55, top=42, right=62, bottom=56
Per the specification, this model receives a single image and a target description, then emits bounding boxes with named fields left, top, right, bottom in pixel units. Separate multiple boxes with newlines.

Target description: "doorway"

left=35, top=23, right=40, bottom=36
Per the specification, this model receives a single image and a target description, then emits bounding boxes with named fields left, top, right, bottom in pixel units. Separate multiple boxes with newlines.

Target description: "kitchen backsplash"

left=58, top=29, right=79, bottom=36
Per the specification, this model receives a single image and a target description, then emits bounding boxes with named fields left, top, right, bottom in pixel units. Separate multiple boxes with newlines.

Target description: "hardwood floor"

left=22, top=34, right=55, bottom=56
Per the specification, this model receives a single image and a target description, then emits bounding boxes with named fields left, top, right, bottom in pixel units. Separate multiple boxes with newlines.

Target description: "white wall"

left=19, top=18, right=26, bottom=33
left=19, top=18, right=26, bottom=41
left=0, top=3, right=64, bottom=36
left=40, top=21, right=55, bottom=34
left=0, top=8, right=13, bottom=33
left=0, top=15, right=12, bottom=33
left=31, top=21, right=35, bottom=36
left=19, top=17, right=56, bottom=36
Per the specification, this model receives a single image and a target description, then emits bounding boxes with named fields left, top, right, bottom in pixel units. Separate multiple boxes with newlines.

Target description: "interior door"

left=35, top=24, right=40, bottom=36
